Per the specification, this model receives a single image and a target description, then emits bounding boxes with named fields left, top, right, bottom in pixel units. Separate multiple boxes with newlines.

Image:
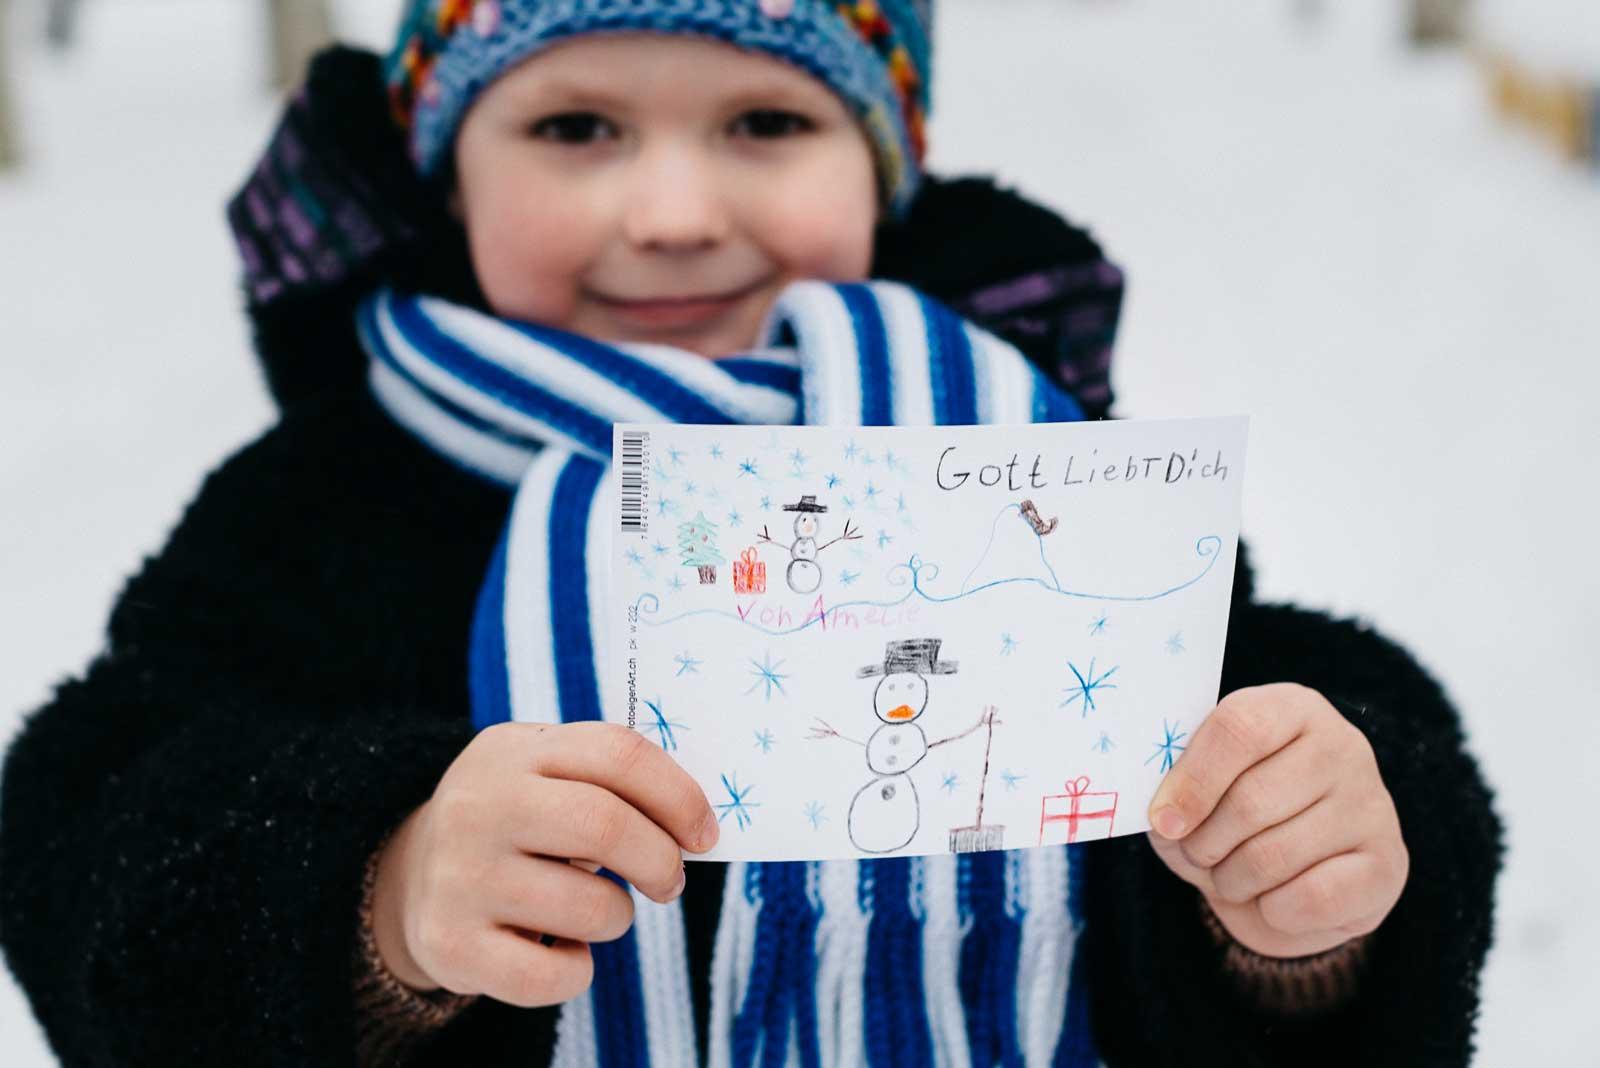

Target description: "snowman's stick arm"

left=928, top=709, right=996, bottom=749
left=755, top=525, right=778, bottom=545
left=816, top=519, right=862, bottom=553
left=807, top=718, right=863, bottom=746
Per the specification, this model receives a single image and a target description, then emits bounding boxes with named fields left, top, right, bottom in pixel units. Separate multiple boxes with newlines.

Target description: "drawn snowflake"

left=737, top=458, right=760, bottom=479
left=760, top=495, right=773, bottom=511
left=1088, top=612, right=1109, bottom=636
left=656, top=496, right=676, bottom=517
left=667, top=573, right=686, bottom=592
left=804, top=800, right=827, bottom=829
left=789, top=448, right=808, bottom=469
left=876, top=530, right=894, bottom=550
left=896, top=492, right=908, bottom=513
left=642, top=698, right=689, bottom=752
left=940, top=771, right=960, bottom=794
left=652, top=458, right=672, bottom=482
left=1000, top=633, right=1019, bottom=656
left=651, top=541, right=670, bottom=557
left=839, top=569, right=861, bottom=586
left=825, top=472, right=842, bottom=490
left=625, top=547, right=645, bottom=567
left=673, top=652, right=702, bottom=677
left=1060, top=657, right=1119, bottom=716
left=709, top=443, right=724, bottom=460
left=715, top=772, right=760, bottom=831
left=745, top=652, right=789, bottom=702
left=1000, top=769, right=1025, bottom=791
left=884, top=450, right=902, bottom=472
left=842, top=494, right=856, bottom=509
left=843, top=439, right=860, bottom=461
left=682, top=480, right=698, bottom=496
left=1145, top=720, right=1188, bottom=773
left=666, top=445, right=686, bottom=466
left=753, top=729, right=777, bottom=753
left=1090, top=732, right=1115, bottom=754
left=860, top=452, right=875, bottom=467
left=706, top=484, right=723, bottom=501
left=863, top=482, right=882, bottom=505
left=1166, top=632, right=1186, bottom=655
left=727, top=509, right=743, bottom=528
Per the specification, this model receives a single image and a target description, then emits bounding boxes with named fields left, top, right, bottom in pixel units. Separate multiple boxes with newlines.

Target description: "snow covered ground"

left=2, top=1, right=1595, bottom=1063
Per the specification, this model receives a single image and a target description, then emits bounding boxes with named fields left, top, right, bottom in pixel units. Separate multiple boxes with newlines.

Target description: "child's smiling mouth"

left=587, top=277, right=774, bottom=333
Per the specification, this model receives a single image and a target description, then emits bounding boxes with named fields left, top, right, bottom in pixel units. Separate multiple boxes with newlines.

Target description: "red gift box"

left=732, top=547, right=767, bottom=594
left=1038, top=776, right=1119, bottom=845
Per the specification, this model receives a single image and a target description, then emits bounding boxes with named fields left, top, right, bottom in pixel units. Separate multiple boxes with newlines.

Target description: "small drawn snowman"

left=757, top=495, right=860, bottom=594
left=810, top=639, right=994, bottom=854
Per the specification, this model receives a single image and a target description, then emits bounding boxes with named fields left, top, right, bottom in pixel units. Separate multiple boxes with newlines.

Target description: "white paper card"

left=609, top=417, right=1248, bottom=861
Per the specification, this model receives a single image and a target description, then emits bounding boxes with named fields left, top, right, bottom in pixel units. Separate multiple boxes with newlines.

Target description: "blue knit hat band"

left=387, top=0, right=930, bottom=217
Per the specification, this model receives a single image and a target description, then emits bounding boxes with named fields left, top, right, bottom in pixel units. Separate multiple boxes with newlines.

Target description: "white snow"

left=2, top=0, right=1596, bottom=1064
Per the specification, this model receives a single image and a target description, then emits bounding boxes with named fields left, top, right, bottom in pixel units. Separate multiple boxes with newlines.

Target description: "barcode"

left=620, top=430, right=648, bottom=533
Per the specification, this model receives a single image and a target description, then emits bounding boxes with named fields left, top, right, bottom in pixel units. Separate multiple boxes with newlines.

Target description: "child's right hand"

left=370, top=721, right=719, bottom=1006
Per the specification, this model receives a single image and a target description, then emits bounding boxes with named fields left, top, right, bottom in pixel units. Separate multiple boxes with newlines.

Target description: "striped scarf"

left=357, top=280, right=1100, bottom=1068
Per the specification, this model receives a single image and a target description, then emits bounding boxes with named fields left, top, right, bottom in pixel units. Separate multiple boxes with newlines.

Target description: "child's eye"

left=529, top=112, right=617, bottom=145
left=731, top=109, right=815, bottom=140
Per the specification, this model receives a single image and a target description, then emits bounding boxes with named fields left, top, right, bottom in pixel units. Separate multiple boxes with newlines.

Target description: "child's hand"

left=371, top=722, right=718, bottom=1005
left=1145, top=684, right=1408, bottom=959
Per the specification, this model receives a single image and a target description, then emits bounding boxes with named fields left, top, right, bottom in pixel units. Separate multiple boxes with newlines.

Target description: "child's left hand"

left=1145, top=683, right=1409, bottom=959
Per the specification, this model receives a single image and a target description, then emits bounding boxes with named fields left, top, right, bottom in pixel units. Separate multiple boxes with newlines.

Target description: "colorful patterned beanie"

left=385, top=0, right=933, bottom=216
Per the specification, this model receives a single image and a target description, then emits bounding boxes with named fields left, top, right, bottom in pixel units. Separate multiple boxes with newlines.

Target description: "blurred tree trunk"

left=0, top=0, right=20, bottom=170
left=1409, top=0, right=1471, bottom=47
left=269, top=0, right=334, bottom=91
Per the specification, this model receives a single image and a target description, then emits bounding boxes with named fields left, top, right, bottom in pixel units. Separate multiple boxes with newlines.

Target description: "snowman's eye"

left=886, top=682, right=895, bottom=690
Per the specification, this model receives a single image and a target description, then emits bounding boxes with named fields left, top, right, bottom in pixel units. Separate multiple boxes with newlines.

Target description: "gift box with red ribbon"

left=732, top=547, right=767, bottom=594
left=1038, top=776, right=1119, bottom=845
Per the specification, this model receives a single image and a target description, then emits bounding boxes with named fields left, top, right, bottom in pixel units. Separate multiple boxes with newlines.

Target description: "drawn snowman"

left=757, top=495, right=860, bottom=594
left=810, top=639, right=996, bottom=854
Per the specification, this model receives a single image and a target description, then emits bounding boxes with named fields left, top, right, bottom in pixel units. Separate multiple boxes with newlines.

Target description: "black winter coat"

left=0, top=48, right=1500, bottom=1068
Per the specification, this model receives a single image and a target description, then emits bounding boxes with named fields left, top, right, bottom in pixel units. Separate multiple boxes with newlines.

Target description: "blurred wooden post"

left=269, top=0, right=334, bottom=91
left=0, top=0, right=20, bottom=170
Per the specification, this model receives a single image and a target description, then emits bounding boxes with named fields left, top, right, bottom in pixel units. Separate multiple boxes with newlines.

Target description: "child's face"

left=451, top=33, right=880, bottom=358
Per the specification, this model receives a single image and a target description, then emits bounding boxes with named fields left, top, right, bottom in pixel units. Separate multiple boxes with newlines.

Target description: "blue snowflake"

left=667, top=573, right=686, bottom=592
left=1146, top=720, right=1188, bottom=773
left=1088, top=612, right=1109, bottom=636
left=1166, top=632, right=1186, bottom=655
left=652, top=458, right=672, bottom=482
left=1091, top=732, right=1115, bottom=754
left=642, top=698, right=688, bottom=752
left=839, top=569, right=861, bottom=586
left=753, top=729, right=777, bottom=753
left=682, top=480, right=698, bottom=496
left=737, top=458, right=760, bottom=479
left=860, top=452, right=875, bottom=466
left=940, top=771, right=960, bottom=794
left=709, top=443, right=724, bottom=460
left=1000, top=769, right=1025, bottom=791
left=1060, top=658, right=1119, bottom=716
left=884, top=450, right=902, bottom=472
left=674, top=651, right=702, bottom=677
left=760, top=495, right=773, bottom=511
left=1000, top=633, right=1019, bottom=656
left=804, top=800, right=827, bottom=830
left=715, top=772, right=760, bottom=831
left=863, top=482, right=881, bottom=504
left=842, top=494, right=856, bottom=509
left=656, top=496, right=675, bottom=517
left=896, top=492, right=908, bottom=513
left=876, top=530, right=894, bottom=550
left=625, top=547, right=645, bottom=567
left=825, top=472, right=842, bottom=489
left=789, top=448, right=808, bottom=469
left=666, top=445, right=686, bottom=466
left=727, top=509, right=743, bottom=528
left=843, top=440, right=860, bottom=461
left=651, top=541, right=670, bottom=557
left=745, top=652, right=789, bottom=702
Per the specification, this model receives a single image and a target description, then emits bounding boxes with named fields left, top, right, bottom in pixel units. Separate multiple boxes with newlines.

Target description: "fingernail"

left=1151, top=806, right=1187, bottom=839
left=669, top=865, right=686, bottom=900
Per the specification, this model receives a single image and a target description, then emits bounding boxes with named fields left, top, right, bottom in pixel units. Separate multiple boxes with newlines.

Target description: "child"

left=0, top=2, right=1500, bottom=1066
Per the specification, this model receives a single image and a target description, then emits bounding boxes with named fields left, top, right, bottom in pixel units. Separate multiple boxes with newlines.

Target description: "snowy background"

left=2, top=0, right=1596, bottom=1063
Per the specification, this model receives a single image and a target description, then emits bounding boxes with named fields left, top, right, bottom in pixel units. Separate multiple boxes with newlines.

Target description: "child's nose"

left=621, top=145, right=732, bottom=253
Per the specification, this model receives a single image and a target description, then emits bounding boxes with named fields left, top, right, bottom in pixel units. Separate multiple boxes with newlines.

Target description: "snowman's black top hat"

left=857, top=638, right=959, bottom=678
left=783, top=495, right=829, bottom=513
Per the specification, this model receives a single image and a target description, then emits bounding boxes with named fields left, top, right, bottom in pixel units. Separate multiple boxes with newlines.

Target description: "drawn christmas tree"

left=678, top=511, right=726, bottom=585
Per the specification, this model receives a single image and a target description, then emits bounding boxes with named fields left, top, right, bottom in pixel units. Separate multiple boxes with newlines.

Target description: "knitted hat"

left=384, top=0, right=932, bottom=216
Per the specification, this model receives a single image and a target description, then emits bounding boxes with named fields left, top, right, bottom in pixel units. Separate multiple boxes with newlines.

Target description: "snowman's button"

left=881, top=784, right=896, bottom=800
left=889, top=733, right=901, bottom=746
left=886, top=755, right=898, bottom=766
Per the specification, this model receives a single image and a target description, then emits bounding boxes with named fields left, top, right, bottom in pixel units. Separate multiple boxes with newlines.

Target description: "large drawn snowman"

left=811, top=639, right=992, bottom=854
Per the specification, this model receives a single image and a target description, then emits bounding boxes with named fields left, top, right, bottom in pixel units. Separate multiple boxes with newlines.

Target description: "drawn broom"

left=949, top=709, right=1005, bottom=853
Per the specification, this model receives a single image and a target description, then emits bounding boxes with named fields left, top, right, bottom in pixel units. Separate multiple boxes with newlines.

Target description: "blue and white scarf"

left=358, top=281, right=1100, bottom=1068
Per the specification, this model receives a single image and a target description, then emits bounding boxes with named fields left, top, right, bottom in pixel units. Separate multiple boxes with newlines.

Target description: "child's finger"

left=514, top=779, right=686, bottom=902
left=473, top=928, right=596, bottom=1009
left=1205, top=796, right=1365, bottom=906
left=530, top=722, right=718, bottom=852
left=1171, top=735, right=1335, bottom=869
left=489, top=853, right=637, bottom=943
left=1255, top=850, right=1394, bottom=938
left=1144, top=828, right=1218, bottom=897
left=1147, top=686, right=1309, bottom=839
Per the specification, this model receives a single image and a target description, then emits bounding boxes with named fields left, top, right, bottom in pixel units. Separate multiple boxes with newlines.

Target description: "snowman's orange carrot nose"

left=886, top=705, right=915, bottom=721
